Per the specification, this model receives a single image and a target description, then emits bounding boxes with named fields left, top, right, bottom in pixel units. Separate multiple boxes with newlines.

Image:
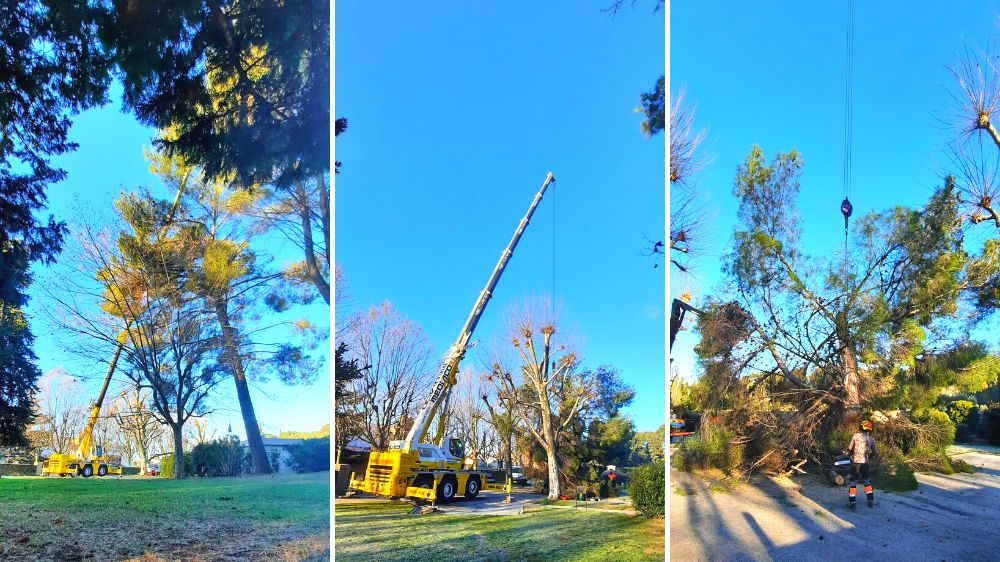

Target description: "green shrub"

left=0, top=463, right=37, bottom=476
left=160, top=452, right=193, bottom=479
left=951, top=457, right=975, bottom=473
left=190, top=436, right=245, bottom=477
left=872, top=446, right=917, bottom=492
left=923, top=409, right=955, bottom=450
left=945, top=400, right=976, bottom=425
left=289, top=437, right=330, bottom=473
left=955, top=423, right=971, bottom=442
left=121, top=466, right=141, bottom=476
left=966, top=407, right=982, bottom=436
left=977, top=403, right=1000, bottom=444
left=672, top=422, right=741, bottom=474
left=628, top=461, right=665, bottom=518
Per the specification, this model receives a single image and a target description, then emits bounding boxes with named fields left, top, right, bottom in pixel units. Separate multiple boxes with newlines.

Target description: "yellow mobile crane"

left=350, top=172, right=556, bottom=503
left=41, top=346, right=124, bottom=477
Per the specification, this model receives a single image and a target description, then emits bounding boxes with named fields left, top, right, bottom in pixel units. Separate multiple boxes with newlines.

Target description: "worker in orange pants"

left=847, top=419, right=877, bottom=508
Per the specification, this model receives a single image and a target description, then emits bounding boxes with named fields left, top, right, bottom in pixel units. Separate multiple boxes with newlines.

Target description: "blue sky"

left=335, top=2, right=665, bottom=431
left=670, top=2, right=1000, bottom=382
left=25, top=83, right=331, bottom=441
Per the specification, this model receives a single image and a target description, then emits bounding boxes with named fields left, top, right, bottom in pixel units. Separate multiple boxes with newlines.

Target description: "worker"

left=846, top=419, right=877, bottom=508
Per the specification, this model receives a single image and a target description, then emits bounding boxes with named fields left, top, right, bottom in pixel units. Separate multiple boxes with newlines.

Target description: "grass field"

left=334, top=500, right=664, bottom=561
left=0, top=471, right=330, bottom=561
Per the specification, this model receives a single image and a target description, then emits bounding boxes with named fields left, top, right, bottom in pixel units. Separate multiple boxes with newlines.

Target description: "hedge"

left=628, top=461, right=665, bottom=518
left=289, top=437, right=330, bottom=473
left=190, top=436, right=244, bottom=477
left=0, top=463, right=38, bottom=476
left=160, top=452, right=193, bottom=478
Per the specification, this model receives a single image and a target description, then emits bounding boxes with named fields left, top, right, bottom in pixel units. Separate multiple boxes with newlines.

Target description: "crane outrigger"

left=350, top=172, right=556, bottom=504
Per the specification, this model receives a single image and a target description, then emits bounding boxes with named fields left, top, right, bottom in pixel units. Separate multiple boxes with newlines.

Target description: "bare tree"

left=947, top=45, right=1000, bottom=228
left=188, top=417, right=215, bottom=446
left=447, top=370, right=497, bottom=468
left=486, top=309, right=595, bottom=500
left=35, top=368, right=88, bottom=454
left=342, top=301, right=433, bottom=450
left=669, top=89, right=712, bottom=273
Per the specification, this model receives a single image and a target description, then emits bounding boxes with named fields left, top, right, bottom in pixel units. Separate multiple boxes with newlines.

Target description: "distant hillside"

left=263, top=424, right=330, bottom=440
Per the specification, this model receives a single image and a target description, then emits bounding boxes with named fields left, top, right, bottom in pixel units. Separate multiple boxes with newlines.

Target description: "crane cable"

left=840, top=0, right=855, bottom=287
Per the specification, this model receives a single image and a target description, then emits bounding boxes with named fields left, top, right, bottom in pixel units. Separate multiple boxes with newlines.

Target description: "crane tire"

left=98, top=464, right=108, bottom=477
left=464, top=476, right=481, bottom=500
left=81, top=465, right=93, bottom=478
left=438, top=476, right=458, bottom=502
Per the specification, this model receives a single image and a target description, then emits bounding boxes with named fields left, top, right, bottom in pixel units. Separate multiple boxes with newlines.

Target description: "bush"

left=289, top=437, right=330, bottom=473
left=190, top=436, right=245, bottom=477
left=671, top=422, right=741, bottom=474
left=966, top=406, right=981, bottom=436
left=160, top=452, right=193, bottom=479
left=871, top=446, right=918, bottom=492
left=628, top=462, right=665, bottom=518
left=121, top=466, right=141, bottom=476
left=945, top=400, right=976, bottom=425
left=955, top=423, right=971, bottom=442
left=0, top=463, right=37, bottom=476
left=977, top=403, right=1000, bottom=444
left=923, top=409, right=956, bottom=449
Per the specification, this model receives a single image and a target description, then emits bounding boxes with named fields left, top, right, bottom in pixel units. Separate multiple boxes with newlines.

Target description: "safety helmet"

left=860, top=420, right=873, bottom=431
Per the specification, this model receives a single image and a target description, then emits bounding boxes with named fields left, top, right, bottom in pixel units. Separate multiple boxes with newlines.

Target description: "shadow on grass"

left=335, top=501, right=662, bottom=561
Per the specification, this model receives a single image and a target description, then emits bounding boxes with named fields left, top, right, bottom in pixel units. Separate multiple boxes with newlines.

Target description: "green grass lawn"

left=0, top=471, right=330, bottom=561
left=334, top=500, right=663, bottom=562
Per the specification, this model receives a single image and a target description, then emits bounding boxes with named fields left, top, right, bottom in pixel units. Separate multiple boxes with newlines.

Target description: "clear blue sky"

left=670, top=2, right=1000, bottom=382
left=25, top=83, right=331, bottom=441
left=335, top=2, right=665, bottom=431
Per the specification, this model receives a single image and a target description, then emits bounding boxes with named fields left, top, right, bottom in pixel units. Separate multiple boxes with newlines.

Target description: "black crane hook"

left=840, top=197, right=853, bottom=231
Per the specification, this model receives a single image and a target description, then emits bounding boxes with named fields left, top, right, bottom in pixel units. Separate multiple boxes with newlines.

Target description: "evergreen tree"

left=0, top=0, right=111, bottom=446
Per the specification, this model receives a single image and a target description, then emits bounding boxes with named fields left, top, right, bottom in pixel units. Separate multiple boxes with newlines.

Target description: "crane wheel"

left=98, top=465, right=108, bottom=477
left=438, top=476, right=458, bottom=502
left=464, top=476, right=481, bottom=500
left=81, top=465, right=93, bottom=478
left=412, top=474, right=434, bottom=490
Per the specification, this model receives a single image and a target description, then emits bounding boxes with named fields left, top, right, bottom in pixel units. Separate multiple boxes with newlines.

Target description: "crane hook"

left=840, top=197, right=853, bottom=231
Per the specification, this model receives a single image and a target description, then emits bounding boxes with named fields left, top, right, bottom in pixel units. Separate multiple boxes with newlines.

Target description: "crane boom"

left=77, top=343, right=122, bottom=460
left=401, top=172, right=555, bottom=452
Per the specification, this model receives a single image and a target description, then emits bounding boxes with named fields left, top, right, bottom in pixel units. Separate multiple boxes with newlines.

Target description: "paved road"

left=670, top=452, right=1000, bottom=561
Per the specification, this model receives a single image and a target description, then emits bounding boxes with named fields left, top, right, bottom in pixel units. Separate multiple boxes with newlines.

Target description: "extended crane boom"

left=41, top=344, right=125, bottom=477
left=77, top=344, right=122, bottom=460
left=401, top=172, right=555, bottom=452
left=350, top=172, right=556, bottom=505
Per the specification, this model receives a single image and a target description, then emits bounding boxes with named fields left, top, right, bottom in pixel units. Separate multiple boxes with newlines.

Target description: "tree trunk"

left=545, top=445, right=560, bottom=500
left=841, top=342, right=861, bottom=427
left=214, top=298, right=271, bottom=474
left=297, top=180, right=330, bottom=305
left=172, top=426, right=185, bottom=479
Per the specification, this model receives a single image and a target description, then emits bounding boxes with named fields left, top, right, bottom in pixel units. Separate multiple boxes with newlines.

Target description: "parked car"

left=511, top=466, right=527, bottom=485
left=144, top=464, right=160, bottom=477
